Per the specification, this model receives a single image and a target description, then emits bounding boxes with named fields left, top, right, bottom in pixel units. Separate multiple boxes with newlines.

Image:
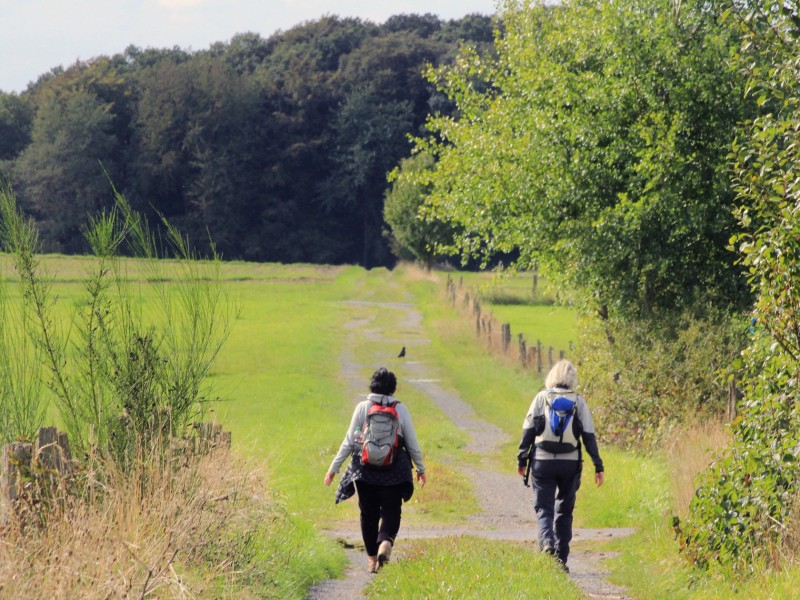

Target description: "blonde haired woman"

left=517, top=360, right=604, bottom=572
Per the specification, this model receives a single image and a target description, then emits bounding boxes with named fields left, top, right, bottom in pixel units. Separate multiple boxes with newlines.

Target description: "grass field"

left=6, top=257, right=800, bottom=598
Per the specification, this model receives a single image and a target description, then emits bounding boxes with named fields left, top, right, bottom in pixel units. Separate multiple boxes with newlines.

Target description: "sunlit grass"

left=10, top=258, right=799, bottom=598
left=366, top=536, right=583, bottom=599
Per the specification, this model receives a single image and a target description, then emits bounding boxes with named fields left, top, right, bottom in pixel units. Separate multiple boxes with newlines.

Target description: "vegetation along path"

left=307, top=286, right=633, bottom=599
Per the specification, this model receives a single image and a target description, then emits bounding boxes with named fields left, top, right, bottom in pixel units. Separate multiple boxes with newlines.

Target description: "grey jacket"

left=517, top=387, right=604, bottom=473
left=328, top=393, right=425, bottom=475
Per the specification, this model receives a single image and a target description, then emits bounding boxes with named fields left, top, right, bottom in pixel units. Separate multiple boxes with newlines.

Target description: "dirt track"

left=307, top=294, right=632, bottom=600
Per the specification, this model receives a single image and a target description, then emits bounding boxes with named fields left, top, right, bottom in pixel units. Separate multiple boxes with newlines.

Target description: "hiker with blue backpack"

left=325, top=367, right=426, bottom=574
left=517, top=359, right=605, bottom=572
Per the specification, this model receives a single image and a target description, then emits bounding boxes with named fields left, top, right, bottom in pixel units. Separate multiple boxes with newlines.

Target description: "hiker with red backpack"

left=325, top=367, right=426, bottom=574
left=517, top=359, right=605, bottom=572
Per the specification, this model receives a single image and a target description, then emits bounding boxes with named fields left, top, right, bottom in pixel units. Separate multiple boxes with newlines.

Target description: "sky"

left=0, top=0, right=498, bottom=93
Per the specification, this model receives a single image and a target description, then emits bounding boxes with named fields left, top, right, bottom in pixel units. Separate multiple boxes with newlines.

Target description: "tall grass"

left=0, top=443, right=326, bottom=598
left=665, top=419, right=731, bottom=519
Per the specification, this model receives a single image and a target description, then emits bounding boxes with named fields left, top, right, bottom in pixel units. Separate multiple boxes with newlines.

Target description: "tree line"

left=0, top=13, right=494, bottom=267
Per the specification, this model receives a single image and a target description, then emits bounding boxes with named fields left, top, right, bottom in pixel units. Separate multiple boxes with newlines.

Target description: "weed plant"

left=0, top=275, right=46, bottom=445
left=0, top=183, right=230, bottom=463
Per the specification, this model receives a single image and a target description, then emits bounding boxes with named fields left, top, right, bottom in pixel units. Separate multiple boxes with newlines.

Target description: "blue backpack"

left=536, top=392, right=579, bottom=454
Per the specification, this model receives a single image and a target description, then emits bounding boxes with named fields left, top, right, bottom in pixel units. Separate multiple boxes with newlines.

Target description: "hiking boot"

left=377, top=540, right=393, bottom=567
left=556, top=558, right=569, bottom=574
left=367, top=556, right=379, bottom=574
left=542, top=545, right=556, bottom=556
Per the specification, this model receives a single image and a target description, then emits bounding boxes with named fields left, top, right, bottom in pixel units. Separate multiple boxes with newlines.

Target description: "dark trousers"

left=354, top=480, right=405, bottom=557
left=531, top=459, right=582, bottom=564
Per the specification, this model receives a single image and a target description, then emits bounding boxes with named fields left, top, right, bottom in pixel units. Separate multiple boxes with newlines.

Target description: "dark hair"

left=369, top=367, right=397, bottom=396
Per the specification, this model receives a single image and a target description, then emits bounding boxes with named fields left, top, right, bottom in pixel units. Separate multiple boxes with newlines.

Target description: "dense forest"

left=0, top=13, right=495, bottom=266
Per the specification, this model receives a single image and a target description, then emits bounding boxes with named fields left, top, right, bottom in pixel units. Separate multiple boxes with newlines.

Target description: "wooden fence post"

left=518, top=334, right=527, bottom=368
left=537, top=339, right=543, bottom=373
left=35, top=426, right=73, bottom=473
left=727, top=376, right=741, bottom=421
left=2, top=442, right=32, bottom=502
left=502, top=324, right=512, bottom=353
left=548, top=346, right=554, bottom=370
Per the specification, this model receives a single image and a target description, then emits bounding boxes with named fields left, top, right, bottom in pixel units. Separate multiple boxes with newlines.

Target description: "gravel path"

left=307, top=296, right=632, bottom=600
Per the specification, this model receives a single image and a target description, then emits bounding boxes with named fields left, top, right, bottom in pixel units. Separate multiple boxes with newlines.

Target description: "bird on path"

left=398, top=346, right=406, bottom=358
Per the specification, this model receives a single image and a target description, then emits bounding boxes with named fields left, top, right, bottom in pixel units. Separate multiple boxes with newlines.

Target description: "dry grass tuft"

left=398, top=262, right=443, bottom=283
left=665, top=417, right=731, bottom=519
left=0, top=445, right=271, bottom=599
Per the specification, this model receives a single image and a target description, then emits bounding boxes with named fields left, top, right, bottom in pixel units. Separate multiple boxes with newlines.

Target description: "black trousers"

left=354, top=480, right=405, bottom=556
left=531, top=459, right=582, bottom=564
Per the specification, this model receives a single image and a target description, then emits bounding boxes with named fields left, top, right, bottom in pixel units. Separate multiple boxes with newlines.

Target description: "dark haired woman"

left=325, top=367, right=426, bottom=573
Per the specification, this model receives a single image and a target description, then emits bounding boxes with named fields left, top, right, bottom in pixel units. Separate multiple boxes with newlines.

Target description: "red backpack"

left=360, top=400, right=401, bottom=468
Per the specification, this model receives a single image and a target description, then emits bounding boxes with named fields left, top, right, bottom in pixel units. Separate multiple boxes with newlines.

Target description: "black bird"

left=398, top=346, right=406, bottom=358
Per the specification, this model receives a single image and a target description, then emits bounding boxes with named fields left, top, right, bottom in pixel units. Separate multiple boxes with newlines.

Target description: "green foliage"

left=0, top=277, right=46, bottom=445
left=384, top=152, right=456, bottom=268
left=0, top=91, right=33, bottom=161
left=12, top=87, right=118, bottom=253
left=0, top=183, right=49, bottom=444
left=680, top=0, right=800, bottom=573
left=415, top=0, right=753, bottom=318
left=577, top=309, right=747, bottom=448
left=325, top=81, right=415, bottom=267
left=681, top=345, right=800, bottom=573
left=4, top=14, right=495, bottom=268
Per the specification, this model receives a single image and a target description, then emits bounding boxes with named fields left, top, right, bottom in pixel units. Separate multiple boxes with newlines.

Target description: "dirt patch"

left=307, top=298, right=632, bottom=599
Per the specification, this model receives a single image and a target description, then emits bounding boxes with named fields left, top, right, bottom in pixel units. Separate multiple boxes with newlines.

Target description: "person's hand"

left=595, top=471, right=605, bottom=487
left=324, top=471, right=335, bottom=486
left=417, top=471, right=426, bottom=487
left=517, top=465, right=526, bottom=477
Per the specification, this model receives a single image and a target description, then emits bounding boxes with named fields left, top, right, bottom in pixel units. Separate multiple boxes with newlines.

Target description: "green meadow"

left=7, top=258, right=800, bottom=598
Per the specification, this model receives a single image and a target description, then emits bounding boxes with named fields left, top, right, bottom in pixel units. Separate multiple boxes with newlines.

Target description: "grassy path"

left=307, top=274, right=633, bottom=599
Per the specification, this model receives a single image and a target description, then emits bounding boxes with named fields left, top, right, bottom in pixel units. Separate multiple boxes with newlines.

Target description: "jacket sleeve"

left=517, top=394, right=545, bottom=467
left=577, top=396, right=604, bottom=473
left=582, top=432, right=604, bottom=473
left=328, top=403, right=365, bottom=474
left=398, top=404, right=425, bottom=474
left=517, top=426, right=537, bottom=467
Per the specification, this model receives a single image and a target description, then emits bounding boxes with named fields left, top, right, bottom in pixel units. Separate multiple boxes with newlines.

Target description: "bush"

left=576, top=308, right=746, bottom=449
left=678, top=342, right=800, bottom=574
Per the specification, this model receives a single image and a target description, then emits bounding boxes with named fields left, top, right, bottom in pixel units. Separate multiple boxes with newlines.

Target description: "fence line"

left=445, top=274, right=568, bottom=375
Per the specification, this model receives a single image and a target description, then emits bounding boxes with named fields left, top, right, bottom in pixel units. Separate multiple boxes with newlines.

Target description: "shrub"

left=678, top=342, right=800, bottom=573
left=576, top=308, right=746, bottom=449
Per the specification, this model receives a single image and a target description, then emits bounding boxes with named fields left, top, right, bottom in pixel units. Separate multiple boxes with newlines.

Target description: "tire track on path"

left=307, top=297, right=632, bottom=599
